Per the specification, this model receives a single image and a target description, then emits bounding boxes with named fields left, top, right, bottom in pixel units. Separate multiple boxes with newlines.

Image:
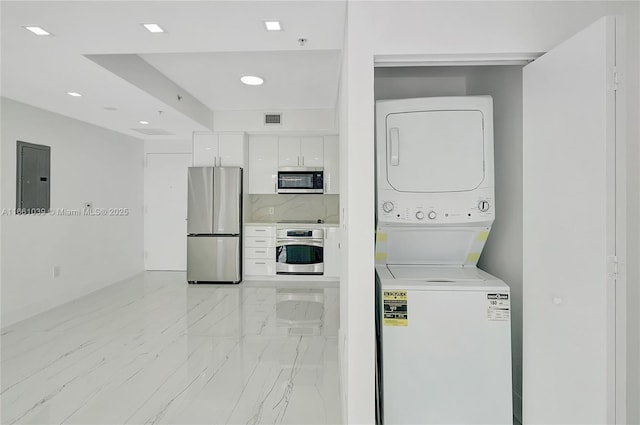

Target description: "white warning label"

left=487, top=293, right=510, bottom=321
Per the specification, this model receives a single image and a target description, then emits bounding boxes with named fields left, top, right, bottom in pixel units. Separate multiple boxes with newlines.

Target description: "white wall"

left=1, top=98, right=144, bottom=327
left=213, top=108, right=336, bottom=133
left=337, top=26, right=349, bottom=424
left=344, top=7, right=377, bottom=423
left=344, top=2, right=639, bottom=423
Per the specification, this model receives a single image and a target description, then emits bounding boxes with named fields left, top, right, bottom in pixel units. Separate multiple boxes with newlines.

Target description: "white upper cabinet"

left=323, top=135, right=339, bottom=194
left=248, top=135, right=278, bottom=194
left=192, top=133, right=218, bottom=166
left=278, top=137, right=300, bottom=167
left=278, top=136, right=324, bottom=167
left=193, top=132, right=245, bottom=167
left=218, top=134, right=246, bottom=167
left=300, top=136, right=324, bottom=166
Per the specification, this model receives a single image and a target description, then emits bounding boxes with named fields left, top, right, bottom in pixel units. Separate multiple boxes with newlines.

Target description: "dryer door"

left=385, top=110, right=485, bottom=192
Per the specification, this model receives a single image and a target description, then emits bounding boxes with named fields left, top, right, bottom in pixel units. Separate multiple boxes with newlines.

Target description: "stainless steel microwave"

left=277, top=167, right=324, bottom=194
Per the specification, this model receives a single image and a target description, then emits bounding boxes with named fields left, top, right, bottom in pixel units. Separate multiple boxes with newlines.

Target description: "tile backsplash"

left=246, top=194, right=339, bottom=223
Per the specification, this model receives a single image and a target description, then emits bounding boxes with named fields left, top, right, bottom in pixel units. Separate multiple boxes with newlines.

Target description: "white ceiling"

left=141, top=50, right=342, bottom=111
left=1, top=1, right=346, bottom=140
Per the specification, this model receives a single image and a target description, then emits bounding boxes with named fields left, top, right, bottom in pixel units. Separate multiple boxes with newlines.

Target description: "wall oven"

left=277, top=167, right=324, bottom=194
left=276, top=228, right=324, bottom=275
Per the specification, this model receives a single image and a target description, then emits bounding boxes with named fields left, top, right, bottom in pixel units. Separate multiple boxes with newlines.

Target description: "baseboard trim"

left=513, top=390, right=523, bottom=424
left=338, top=327, right=347, bottom=425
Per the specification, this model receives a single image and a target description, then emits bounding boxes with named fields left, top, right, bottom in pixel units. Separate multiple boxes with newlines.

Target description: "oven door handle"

left=277, top=239, right=324, bottom=248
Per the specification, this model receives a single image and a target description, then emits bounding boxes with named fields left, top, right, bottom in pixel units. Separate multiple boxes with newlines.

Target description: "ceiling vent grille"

left=131, top=128, right=174, bottom=136
left=264, top=113, right=282, bottom=125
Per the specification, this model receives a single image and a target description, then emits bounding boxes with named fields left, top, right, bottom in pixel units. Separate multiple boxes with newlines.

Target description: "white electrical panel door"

left=385, top=110, right=485, bottom=193
left=523, top=16, right=619, bottom=425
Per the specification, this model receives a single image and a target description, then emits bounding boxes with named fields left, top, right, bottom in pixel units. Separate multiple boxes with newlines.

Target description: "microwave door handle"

left=390, top=127, right=400, bottom=166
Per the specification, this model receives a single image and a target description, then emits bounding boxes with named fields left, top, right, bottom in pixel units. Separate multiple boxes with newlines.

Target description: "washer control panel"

left=378, top=197, right=493, bottom=225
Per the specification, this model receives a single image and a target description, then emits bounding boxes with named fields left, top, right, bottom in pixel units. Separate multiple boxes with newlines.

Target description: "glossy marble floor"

left=1, top=272, right=342, bottom=424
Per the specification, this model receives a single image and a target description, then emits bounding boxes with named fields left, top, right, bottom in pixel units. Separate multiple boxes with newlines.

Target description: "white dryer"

left=376, top=96, right=495, bottom=266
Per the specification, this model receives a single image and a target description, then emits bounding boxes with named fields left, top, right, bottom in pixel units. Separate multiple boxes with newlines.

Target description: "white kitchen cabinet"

left=192, top=132, right=245, bottom=167
left=248, top=135, right=278, bottom=194
left=244, top=225, right=276, bottom=276
left=278, top=137, right=300, bottom=167
left=300, top=137, right=324, bottom=166
left=278, top=136, right=324, bottom=167
left=323, top=226, right=341, bottom=278
left=323, top=135, right=339, bottom=194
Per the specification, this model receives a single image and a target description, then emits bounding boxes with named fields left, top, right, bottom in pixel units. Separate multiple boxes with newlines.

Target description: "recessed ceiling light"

left=240, top=76, right=264, bottom=86
left=142, top=23, right=165, bottom=33
left=24, top=26, right=52, bottom=36
left=67, top=92, right=82, bottom=97
left=139, top=120, right=149, bottom=125
left=264, top=21, right=282, bottom=31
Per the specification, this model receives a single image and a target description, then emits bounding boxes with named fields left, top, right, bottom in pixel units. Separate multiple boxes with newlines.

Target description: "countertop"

left=245, top=221, right=339, bottom=227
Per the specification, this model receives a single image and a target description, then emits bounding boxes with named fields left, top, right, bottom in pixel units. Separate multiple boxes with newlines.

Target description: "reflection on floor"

left=1, top=272, right=342, bottom=425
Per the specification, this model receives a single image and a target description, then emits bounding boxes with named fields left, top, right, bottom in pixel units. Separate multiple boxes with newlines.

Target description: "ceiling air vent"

left=131, top=128, right=174, bottom=136
left=264, top=113, right=282, bottom=125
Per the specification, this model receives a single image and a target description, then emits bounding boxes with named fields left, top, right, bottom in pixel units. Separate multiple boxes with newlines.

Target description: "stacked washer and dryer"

left=375, top=96, right=513, bottom=424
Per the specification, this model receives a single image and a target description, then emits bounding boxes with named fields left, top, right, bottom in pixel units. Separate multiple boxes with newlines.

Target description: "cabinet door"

left=323, top=135, right=339, bottom=194
left=218, top=133, right=245, bottom=167
left=300, top=136, right=324, bottom=167
left=323, top=226, right=340, bottom=278
left=249, top=135, right=278, bottom=194
left=278, top=136, right=300, bottom=166
left=192, top=133, right=218, bottom=166
left=523, top=16, right=620, bottom=424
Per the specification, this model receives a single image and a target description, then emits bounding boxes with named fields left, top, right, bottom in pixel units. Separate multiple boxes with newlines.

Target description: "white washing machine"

left=375, top=265, right=512, bottom=425
left=374, top=96, right=513, bottom=424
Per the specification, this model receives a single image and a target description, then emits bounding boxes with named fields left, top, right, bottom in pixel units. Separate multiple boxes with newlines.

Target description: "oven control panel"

left=276, top=228, right=324, bottom=239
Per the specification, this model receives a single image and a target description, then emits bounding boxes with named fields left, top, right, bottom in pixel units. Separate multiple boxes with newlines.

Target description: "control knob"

left=427, top=210, right=437, bottom=220
left=382, top=202, right=394, bottom=213
left=415, top=211, right=425, bottom=220
left=478, top=200, right=490, bottom=212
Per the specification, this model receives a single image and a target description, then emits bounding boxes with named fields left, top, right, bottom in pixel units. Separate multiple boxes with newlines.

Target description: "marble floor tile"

left=1, top=272, right=342, bottom=425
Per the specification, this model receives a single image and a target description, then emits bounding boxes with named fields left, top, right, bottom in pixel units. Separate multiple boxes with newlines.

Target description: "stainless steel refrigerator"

left=187, top=167, right=242, bottom=283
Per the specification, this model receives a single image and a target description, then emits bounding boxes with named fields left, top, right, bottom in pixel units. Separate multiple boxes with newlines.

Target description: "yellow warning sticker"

left=376, top=232, right=387, bottom=242
left=477, top=231, right=490, bottom=241
left=467, top=252, right=481, bottom=263
left=375, top=252, right=388, bottom=261
left=383, top=290, right=408, bottom=326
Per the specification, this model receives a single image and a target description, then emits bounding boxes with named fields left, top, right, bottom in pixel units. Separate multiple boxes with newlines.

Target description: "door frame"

left=373, top=25, right=628, bottom=423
